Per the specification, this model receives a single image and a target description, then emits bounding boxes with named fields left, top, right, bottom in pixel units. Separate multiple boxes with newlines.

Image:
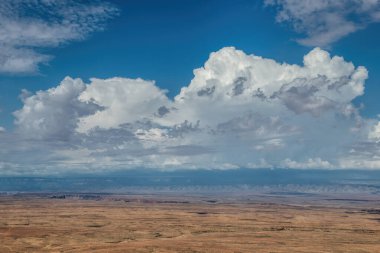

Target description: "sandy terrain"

left=0, top=193, right=379, bottom=252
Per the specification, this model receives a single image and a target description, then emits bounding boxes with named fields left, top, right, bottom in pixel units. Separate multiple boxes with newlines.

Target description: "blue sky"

left=0, top=0, right=298, bottom=128
left=1, top=0, right=380, bottom=128
left=1, top=0, right=380, bottom=174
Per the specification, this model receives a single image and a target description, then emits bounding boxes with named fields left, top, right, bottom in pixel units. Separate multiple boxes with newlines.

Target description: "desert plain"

left=0, top=192, right=380, bottom=253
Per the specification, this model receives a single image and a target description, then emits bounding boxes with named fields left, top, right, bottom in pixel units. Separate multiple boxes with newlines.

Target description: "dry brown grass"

left=0, top=194, right=379, bottom=252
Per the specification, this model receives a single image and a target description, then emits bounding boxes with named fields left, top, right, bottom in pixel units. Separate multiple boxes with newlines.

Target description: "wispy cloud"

left=265, top=0, right=380, bottom=47
left=0, top=0, right=118, bottom=73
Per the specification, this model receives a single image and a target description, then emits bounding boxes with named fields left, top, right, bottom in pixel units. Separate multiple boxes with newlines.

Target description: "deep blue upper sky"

left=0, top=0, right=379, bottom=129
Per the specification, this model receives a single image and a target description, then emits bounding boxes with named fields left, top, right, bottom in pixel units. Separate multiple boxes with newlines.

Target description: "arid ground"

left=0, top=193, right=380, bottom=253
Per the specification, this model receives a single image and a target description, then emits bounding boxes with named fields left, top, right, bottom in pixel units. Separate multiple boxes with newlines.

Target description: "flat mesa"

left=0, top=193, right=380, bottom=253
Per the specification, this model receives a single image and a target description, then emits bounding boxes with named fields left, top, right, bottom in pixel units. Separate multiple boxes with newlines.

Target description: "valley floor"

left=0, top=193, right=380, bottom=252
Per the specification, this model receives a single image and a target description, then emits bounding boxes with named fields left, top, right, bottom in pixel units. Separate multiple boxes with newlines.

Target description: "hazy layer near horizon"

left=1, top=169, right=380, bottom=194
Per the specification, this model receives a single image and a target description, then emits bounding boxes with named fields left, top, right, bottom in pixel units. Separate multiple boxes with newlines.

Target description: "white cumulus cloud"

left=77, top=77, right=172, bottom=132
left=14, top=77, right=102, bottom=140
left=2, top=47, right=379, bottom=173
